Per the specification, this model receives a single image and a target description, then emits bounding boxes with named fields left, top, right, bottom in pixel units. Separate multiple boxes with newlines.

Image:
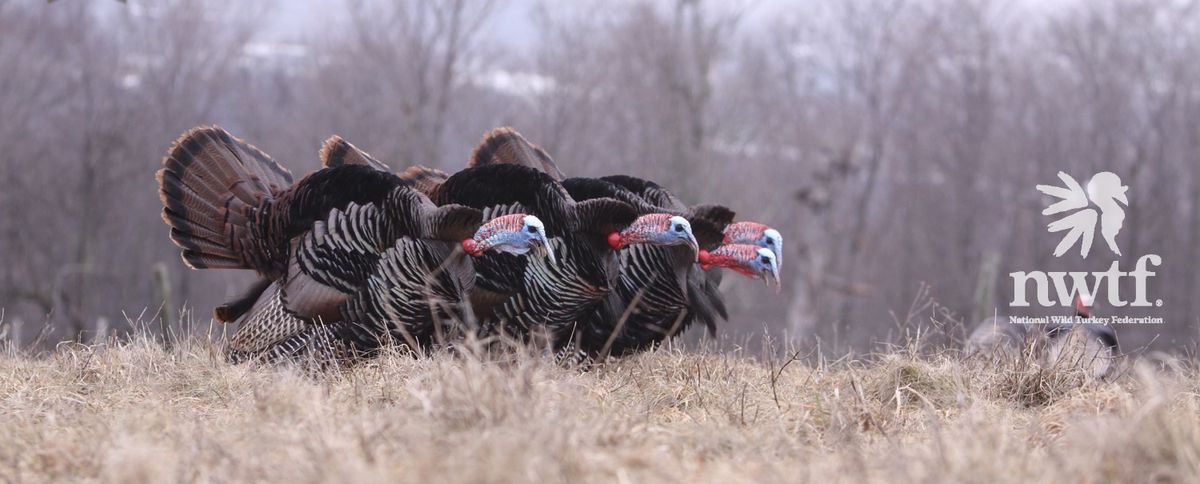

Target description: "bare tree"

left=295, top=0, right=499, bottom=169
left=1, top=0, right=1196, bottom=353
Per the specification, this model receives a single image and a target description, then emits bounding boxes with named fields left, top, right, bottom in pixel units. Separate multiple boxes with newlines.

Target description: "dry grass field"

left=1, top=333, right=1197, bottom=483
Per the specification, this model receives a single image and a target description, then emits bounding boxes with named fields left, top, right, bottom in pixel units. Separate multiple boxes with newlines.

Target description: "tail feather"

left=319, top=135, right=391, bottom=171
left=469, top=127, right=564, bottom=181
left=204, top=128, right=293, bottom=194
left=181, top=252, right=244, bottom=270
left=156, top=169, right=223, bottom=218
left=167, top=130, right=278, bottom=205
left=157, top=126, right=294, bottom=271
left=161, top=209, right=226, bottom=246
left=177, top=233, right=241, bottom=257
left=398, top=165, right=449, bottom=199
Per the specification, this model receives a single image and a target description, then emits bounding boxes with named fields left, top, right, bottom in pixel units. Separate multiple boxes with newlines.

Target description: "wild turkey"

left=966, top=296, right=1119, bottom=379
left=601, top=173, right=784, bottom=300
left=157, top=126, right=552, bottom=364
left=158, top=127, right=409, bottom=321
left=563, top=173, right=784, bottom=359
left=577, top=241, right=782, bottom=359
left=964, top=300, right=1074, bottom=360
left=601, top=242, right=780, bottom=358
left=1045, top=297, right=1119, bottom=379
left=962, top=298, right=1098, bottom=359
left=278, top=208, right=553, bottom=361
left=597, top=174, right=732, bottom=332
left=558, top=176, right=730, bottom=357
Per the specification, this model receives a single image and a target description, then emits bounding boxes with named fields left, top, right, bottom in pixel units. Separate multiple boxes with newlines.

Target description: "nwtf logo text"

left=1009, top=171, right=1163, bottom=308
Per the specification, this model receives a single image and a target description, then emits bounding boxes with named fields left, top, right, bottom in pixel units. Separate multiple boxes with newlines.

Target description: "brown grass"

left=0, top=335, right=1197, bottom=483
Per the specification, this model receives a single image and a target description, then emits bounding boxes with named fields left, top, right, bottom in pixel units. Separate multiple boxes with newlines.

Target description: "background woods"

left=0, top=0, right=1195, bottom=353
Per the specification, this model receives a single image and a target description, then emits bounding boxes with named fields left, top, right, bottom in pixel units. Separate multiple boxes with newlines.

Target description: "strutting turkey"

left=556, top=177, right=725, bottom=358
left=157, top=126, right=553, bottom=365
left=562, top=175, right=783, bottom=360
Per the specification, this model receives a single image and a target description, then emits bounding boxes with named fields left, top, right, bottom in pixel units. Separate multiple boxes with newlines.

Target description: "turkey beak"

left=685, top=232, right=700, bottom=261
left=668, top=216, right=699, bottom=260
left=762, top=268, right=780, bottom=294
left=760, top=252, right=781, bottom=294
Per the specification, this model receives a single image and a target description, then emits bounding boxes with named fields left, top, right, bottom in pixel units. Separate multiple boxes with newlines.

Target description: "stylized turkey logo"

left=1036, top=171, right=1128, bottom=258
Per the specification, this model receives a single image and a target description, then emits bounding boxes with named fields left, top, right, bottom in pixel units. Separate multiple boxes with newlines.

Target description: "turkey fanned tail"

left=157, top=126, right=294, bottom=272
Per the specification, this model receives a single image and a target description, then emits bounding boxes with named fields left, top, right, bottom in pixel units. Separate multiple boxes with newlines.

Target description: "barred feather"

left=482, top=236, right=617, bottom=345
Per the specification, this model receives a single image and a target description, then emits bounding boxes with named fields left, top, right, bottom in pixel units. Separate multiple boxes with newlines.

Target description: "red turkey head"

left=607, top=214, right=699, bottom=257
left=699, top=244, right=781, bottom=293
left=463, top=214, right=555, bottom=264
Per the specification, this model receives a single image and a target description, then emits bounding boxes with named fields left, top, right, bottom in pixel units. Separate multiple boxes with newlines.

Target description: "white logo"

left=1036, top=171, right=1128, bottom=258
left=1010, top=170, right=1162, bottom=312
